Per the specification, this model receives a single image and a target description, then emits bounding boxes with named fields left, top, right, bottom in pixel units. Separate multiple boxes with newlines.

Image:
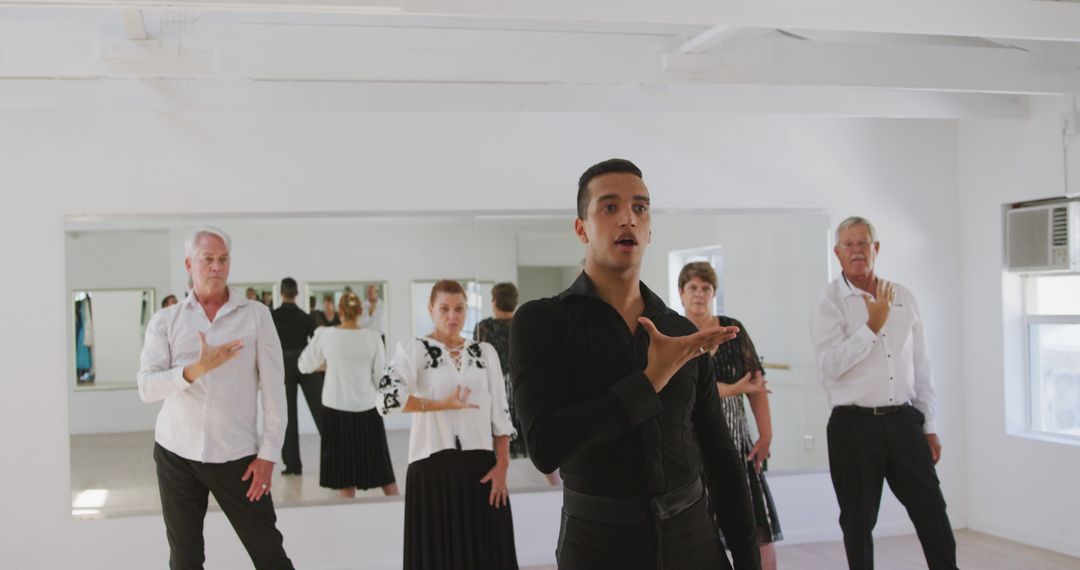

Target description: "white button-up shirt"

left=358, top=299, right=385, bottom=335
left=137, top=288, right=287, bottom=464
left=298, top=326, right=385, bottom=412
left=810, top=276, right=938, bottom=433
left=376, top=337, right=516, bottom=464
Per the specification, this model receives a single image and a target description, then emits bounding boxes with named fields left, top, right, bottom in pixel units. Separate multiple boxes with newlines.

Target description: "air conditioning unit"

left=1006, top=202, right=1080, bottom=272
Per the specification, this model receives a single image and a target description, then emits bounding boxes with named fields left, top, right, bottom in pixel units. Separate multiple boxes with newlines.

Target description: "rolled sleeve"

left=811, top=295, right=878, bottom=381
left=137, top=310, right=192, bottom=403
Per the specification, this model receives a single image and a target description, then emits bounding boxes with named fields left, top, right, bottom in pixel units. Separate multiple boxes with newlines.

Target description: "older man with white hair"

left=811, top=216, right=956, bottom=570
left=138, top=227, right=293, bottom=569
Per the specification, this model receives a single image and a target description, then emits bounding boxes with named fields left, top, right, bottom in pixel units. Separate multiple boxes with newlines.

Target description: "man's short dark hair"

left=280, top=277, right=298, bottom=298
left=491, top=282, right=519, bottom=313
left=577, top=158, right=643, bottom=220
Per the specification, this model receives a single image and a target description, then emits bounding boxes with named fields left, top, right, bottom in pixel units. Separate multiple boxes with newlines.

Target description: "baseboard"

left=780, top=520, right=916, bottom=546
left=968, top=515, right=1080, bottom=559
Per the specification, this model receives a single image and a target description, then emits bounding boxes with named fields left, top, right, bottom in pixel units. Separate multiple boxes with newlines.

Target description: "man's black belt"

left=834, top=402, right=911, bottom=416
left=562, top=476, right=704, bottom=525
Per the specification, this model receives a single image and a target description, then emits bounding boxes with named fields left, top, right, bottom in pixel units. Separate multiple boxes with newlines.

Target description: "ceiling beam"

left=5, top=0, right=1080, bottom=43
left=0, top=78, right=1031, bottom=118
left=663, top=40, right=1080, bottom=95
left=680, top=25, right=741, bottom=54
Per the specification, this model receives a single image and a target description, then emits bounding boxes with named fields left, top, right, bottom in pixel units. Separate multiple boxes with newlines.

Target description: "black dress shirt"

left=271, top=302, right=315, bottom=352
left=510, top=272, right=758, bottom=567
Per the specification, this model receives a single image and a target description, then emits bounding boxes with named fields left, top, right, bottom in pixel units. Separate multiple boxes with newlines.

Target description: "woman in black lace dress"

left=475, top=283, right=522, bottom=457
left=678, top=262, right=783, bottom=570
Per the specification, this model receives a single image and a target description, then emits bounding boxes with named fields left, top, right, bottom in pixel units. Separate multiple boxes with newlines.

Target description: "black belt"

left=562, top=476, right=704, bottom=525
left=834, top=402, right=911, bottom=416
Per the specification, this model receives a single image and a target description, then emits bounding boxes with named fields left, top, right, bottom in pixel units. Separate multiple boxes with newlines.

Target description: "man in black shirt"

left=271, top=277, right=322, bottom=475
left=511, top=159, right=760, bottom=569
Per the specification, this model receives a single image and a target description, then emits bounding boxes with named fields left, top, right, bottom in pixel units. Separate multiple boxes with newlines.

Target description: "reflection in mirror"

left=233, top=282, right=276, bottom=309
left=72, top=289, right=154, bottom=390
left=66, top=210, right=831, bottom=521
left=306, top=281, right=388, bottom=336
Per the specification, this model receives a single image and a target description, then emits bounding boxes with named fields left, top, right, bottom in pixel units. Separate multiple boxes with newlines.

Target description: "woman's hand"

left=439, top=386, right=480, bottom=411
left=747, top=435, right=771, bottom=474
left=731, top=370, right=770, bottom=396
left=480, top=460, right=510, bottom=508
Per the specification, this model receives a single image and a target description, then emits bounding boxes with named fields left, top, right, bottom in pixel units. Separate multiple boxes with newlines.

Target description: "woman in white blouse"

left=299, top=291, right=398, bottom=498
left=376, top=279, right=518, bottom=570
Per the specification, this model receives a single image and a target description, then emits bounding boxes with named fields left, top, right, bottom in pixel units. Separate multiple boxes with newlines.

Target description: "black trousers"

left=827, top=405, right=957, bottom=570
left=154, top=444, right=294, bottom=570
left=556, top=494, right=730, bottom=570
left=281, top=349, right=324, bottom=473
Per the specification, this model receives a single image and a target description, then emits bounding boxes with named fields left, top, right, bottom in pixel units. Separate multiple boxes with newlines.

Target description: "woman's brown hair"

left=339, top=291, right=363, bottom=321
left=429, top=279, right=467, bottom=306
left=677, top=261, right=718, bottom=291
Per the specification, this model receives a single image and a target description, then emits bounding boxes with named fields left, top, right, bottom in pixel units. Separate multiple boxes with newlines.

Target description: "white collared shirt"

left=137, top=288, right=287, bottom=464
left=810, top=276, right=938, bottom=433
left=298, top=326, right=385, bottom=412
left=358, top=299, right=385, bottom=335
left=376, top=337, right=516, bottom=464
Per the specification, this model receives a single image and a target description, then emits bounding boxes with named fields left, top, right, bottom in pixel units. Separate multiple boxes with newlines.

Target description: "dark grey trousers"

left=154, top=444, right=294, bottom=570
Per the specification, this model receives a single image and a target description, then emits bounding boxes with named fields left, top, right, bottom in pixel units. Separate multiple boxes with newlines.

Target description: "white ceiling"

left=2, top=0, right=1079, bottom=117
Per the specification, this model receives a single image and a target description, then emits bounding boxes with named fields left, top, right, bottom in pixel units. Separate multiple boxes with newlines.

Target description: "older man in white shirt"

left=138, top=227, right=293, bottom=569
left=810, top=216, right=956, bottom=570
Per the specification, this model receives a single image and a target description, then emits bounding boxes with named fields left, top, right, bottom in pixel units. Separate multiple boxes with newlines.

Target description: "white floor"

left=70, top=430, right=554, bottom=517
left=522, top=530, right=1080, bottom=570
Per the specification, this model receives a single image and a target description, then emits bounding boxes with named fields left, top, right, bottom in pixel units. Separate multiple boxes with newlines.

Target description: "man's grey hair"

left=185, top=226, right=232, bottom=258
left=835, top=216, right=877, bottom=245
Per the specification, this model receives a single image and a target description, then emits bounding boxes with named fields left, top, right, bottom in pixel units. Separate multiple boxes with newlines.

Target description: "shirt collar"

left=182, top=287, right=249, bottom=311
left=557, top=271, right=670, bottom=319
left=836, top=273, right=871, bottom=299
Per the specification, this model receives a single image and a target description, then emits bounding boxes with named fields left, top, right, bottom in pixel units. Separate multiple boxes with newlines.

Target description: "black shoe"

left=281, top=468, right=302, bottom=476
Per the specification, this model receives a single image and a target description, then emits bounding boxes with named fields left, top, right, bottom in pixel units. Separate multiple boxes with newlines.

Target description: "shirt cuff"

left=609, top=370, right=662, bottom=428
left=257, top=447, right=281, bottom=464
left=856, top=324, right=878, bottom=345
left=923, top=420, right=937, bottom=434
left=172, top=366, right=192, bottom=390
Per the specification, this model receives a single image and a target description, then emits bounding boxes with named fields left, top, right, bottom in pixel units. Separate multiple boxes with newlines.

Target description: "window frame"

left=1023, top=274, right=1080, bottom=443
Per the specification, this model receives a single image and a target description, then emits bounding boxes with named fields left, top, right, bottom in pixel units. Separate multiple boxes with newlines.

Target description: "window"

left=1025, top=274, right=1080, bottom=439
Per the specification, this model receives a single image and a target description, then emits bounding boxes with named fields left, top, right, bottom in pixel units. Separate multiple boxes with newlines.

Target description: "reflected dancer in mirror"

left=298, top=291, right=397, bottom=498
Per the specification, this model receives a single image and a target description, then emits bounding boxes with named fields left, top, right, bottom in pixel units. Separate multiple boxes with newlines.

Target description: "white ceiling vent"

left=1006, top=202, right=1080, bottom=273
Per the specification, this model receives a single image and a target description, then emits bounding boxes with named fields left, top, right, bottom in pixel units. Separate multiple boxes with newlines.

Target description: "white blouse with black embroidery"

left=376, top=337, right=516, bottom=464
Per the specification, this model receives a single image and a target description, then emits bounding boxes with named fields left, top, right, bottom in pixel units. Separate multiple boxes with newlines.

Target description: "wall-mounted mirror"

left=65, top=209, right=831, bottom=520
left=71, top=289, right=155, bottom=390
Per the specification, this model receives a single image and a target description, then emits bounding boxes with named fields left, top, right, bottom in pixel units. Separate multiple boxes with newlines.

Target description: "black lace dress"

left=475, top=317, right=527, bottom=458
left=712, top=315, right=783, bottom=545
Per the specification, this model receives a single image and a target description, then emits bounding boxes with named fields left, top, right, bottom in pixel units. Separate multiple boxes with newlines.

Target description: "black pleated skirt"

left=319, top=407, right=396, bottom=490
left=404, top=449, right=519, bottom=570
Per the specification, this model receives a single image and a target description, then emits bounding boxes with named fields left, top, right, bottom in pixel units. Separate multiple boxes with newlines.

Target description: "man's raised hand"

left=639, top=317, right=738, bottom=393
left=183, top=331, right=244, bottom=383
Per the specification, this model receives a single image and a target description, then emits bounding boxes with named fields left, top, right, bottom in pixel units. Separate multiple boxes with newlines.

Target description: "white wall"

left=958, top=96, right=1080, bottom=558
left=0, top=108, right=966, bottom=568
